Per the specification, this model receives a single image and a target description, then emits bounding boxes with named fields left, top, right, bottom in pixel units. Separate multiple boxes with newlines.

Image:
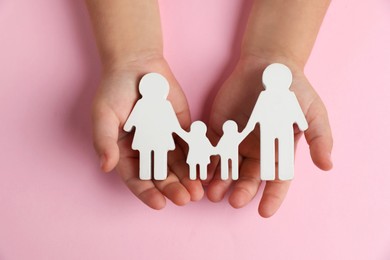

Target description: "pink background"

left=1, top=0, right=389, bottom=259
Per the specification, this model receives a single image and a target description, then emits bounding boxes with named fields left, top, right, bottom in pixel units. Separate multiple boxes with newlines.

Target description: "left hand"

left=206, top=56, right=333, bottom=217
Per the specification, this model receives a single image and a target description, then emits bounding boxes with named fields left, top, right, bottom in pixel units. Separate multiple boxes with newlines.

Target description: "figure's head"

left=222, top=120, right=238, bottom=133
left=139, top=72, right=169, bottom=99
left=262, top=63, right=292, bottom=91
left=191, top=121, right=207, bottom=134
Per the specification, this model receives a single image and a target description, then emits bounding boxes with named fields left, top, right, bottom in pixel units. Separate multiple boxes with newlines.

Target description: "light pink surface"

left=1, top=0, right=389, bottom=259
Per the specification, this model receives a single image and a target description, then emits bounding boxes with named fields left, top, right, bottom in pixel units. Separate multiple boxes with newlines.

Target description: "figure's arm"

left=165, top=103, right=189, bottom=141
left=176, top=128, right=189, bottom=142
left=243, top=115, right=258, bottom=136
left=240, top=110, right=262, bottom=141
left=123, top=120, right=135, bottom=133
left=209, top=142, right=218, bottom=156
left=239, top=121, right=256, bottom=143
left=239, top=126, right=252, bottom=141
left=123, top=106, right=138, bottom=132
left=240, top=94, right=264, bottom=137
left=291, top=94, right=309, bottom=131
left=237, top=131, right=248, bottom=144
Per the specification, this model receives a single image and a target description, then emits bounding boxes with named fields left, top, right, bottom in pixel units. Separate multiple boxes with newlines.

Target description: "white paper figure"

left=123, top=73, right=185, bottom=180
left=216, top=120, right=247, bottom=180
left=243, top=63, right=308, bottom=180
left=181, top=121, right=215, bottom=180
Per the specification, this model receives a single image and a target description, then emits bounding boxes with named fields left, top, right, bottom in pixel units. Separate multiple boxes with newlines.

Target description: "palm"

left=92, top=59, right=203, bottom=209
left=207, top=61, right=332, bottom=217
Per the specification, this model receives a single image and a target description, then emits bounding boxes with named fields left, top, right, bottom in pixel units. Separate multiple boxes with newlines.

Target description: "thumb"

left=92, top=106, right=120, bottom=173
left=304, top=106, right=333, bottom=171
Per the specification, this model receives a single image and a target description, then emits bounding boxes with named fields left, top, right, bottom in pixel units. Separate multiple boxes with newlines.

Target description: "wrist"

left=238, top=52, right=305, bottom=74
left=101, top=50, right=165, bottom=75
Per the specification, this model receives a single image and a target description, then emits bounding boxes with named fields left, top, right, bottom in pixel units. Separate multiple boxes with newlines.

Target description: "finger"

left=168, top=143, right=204, bottom=202
left=228, top=157, right=261, bottom=208
left=92, top=104, right=120, bottom=172
left=258, top=180, right=291, bottom=218
left=117, top=155, right=166, bottom=210
left=206, top=163, right=234, bottom=202
left=305, top=102, right=333, bottom=171
left=153, top=171, right=191, bottom=206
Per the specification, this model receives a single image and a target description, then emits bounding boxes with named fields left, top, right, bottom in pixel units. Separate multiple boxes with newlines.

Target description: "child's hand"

left=92, top=57, right=204, bottom=209
left=207, top=57, right=333, bottom=217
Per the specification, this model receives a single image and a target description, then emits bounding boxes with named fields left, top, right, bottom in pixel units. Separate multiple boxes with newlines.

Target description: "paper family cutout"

left=124, top=63, right=308, bottom=181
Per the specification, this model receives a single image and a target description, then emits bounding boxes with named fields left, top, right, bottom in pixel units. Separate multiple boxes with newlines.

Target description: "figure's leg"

left=153, top=150, right=168, bottom=180
left=278, top=129, right=294, bottom=180
left=188, top=164, right=197, bottom=180
left=199, top=164, right=208, bottom=180
left=261, top=131, right=275, bottom=180
left=139, top=150, right=152, bottom=180
left=220, top=157, right=229, bottom=180
left=231, top=155, right=239, bottom=180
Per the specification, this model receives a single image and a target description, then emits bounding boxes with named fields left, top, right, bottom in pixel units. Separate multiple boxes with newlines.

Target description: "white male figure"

left=216, top=120, right=246, bottom=180
left=123, top=73, right=185, bottom=180
left=243, top=63, right=308, bottom=180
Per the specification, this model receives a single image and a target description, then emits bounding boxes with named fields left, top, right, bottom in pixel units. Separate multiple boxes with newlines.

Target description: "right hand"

left=92, top=56, right=204, bottom=209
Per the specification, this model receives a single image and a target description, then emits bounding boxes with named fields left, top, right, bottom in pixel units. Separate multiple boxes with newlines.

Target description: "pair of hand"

left=92, top=55, right=333, bottom=217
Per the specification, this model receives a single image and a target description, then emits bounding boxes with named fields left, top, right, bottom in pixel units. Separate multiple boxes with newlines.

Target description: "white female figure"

left=123, top=73, right=185, bottom=180
left=182, top=121, right=215, bottom=180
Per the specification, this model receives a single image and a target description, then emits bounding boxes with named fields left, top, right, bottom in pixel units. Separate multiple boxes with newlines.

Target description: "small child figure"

left=181, top=121, right=215, bottom=180
left=216, top=120, right=247, bottom=180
